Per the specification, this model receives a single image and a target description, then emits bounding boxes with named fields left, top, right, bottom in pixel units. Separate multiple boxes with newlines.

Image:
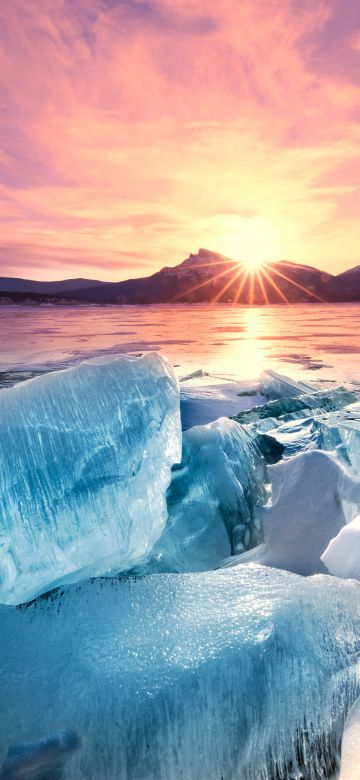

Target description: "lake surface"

left=1, top=303, right=360, bottom=388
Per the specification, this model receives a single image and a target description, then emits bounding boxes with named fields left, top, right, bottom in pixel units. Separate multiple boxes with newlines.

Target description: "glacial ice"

left=233, top=387, right=359, bottom=465
left=0, top=566, right=359, bottom=780
left=259, top=369, right=317, bottom=399
left=0, top=353, right=181, bottom=605
left=224, top=450, right=360, bottom=575
left=133, top=417, right=267, bottom=573
left=321, top=515, right=360, bottom=581
left=0, top=730, right=81, bottom=779
left=233, top=386, right=358, bottom=427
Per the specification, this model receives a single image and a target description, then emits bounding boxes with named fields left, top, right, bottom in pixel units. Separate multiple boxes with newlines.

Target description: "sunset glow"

left=1, top=1, right=360, bottom=281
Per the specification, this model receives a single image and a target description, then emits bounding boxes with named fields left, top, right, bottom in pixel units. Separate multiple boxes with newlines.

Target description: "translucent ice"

left=225, top=450, right=360, bottom=576
left=259, top=369, right=317, bottom=399
left=0, top=730, right=81, bottom=779
left=0, top=566, right=359, bottom=780
left=233, top=386, right=358, bottom=427
left=0, top=353, right=181, bottom=605
left=134, top=417, right=267, bottom=573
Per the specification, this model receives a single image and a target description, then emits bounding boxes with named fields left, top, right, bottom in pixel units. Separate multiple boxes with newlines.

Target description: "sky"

left=1, top=0, right=360, bottom=281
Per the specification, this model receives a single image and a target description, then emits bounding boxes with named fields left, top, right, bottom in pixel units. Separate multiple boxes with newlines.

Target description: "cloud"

left=0, top=0, right=360, bottom=279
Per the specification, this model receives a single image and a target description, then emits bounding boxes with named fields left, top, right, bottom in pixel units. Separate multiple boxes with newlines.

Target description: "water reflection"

left=1, top=303, right=360, bottom=386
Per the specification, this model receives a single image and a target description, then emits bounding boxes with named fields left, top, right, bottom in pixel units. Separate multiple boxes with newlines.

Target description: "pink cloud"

left=0, top=0, right=360, bottom=279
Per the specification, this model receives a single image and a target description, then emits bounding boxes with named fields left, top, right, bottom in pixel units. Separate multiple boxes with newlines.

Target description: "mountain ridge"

left=1, top=249, right=360, bottom=304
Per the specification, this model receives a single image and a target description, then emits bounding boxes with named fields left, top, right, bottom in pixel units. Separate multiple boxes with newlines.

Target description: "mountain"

left=327, top=265, right=360, bottom=301
left=62, top=249, right=334, bottom=304
left=0, top=277, right=105, bottom=294
left=2, top=249, right=360, bottom=304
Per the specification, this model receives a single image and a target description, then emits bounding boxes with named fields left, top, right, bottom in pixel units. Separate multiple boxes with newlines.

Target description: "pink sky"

left=1, top=0, right=360, bottom=281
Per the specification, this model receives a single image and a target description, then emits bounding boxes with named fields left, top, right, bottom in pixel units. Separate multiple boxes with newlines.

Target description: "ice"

left=259, top=369, right=318, bottom=399
left=0, top=730, right=81, bottom=779
left=321, top=515, right=360, bottom=581
left=232, top=387, right=359, bottom=465
left=0, top=353, right=181, bottom=605
left=233, top=386, right=358, bottom=426
left=224, top=450, right=360, bottom=575
left=339, top=696, right=360, bottom=780
left=331, top=405, right=360, bottom=474
left=179, top=370, right=265, bottom=429
left=0, top=566, right=359, bottom=780
left=133, top=417, right=267, bottom=573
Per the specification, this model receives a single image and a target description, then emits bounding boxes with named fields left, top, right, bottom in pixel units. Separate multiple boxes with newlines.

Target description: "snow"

left=0, top=353, right=181, bottom=605
left=224, top=450, right=360, bottom=575
left=0, top=566, right=359, bottom=780
left=133, top=417, right=267, bottom=573
left=321, top=515, right=360, bottom=580
left=179, top=370, right=264, bottom=429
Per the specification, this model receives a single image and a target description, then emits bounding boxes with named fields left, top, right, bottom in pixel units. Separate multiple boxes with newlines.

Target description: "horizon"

left=1, top=2, right=360, bottom=281
left=0, top=249, right=359, bottom=285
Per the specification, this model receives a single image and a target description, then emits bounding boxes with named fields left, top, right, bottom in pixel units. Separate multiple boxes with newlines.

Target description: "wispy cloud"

left=0, top=0, right=360, bottom=279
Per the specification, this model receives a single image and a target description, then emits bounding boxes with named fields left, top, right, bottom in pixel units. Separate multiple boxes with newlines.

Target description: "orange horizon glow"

left=1, top=2, right=360, bottom=282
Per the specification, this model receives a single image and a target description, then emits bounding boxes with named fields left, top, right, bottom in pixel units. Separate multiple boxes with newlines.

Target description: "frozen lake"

left=1, top=303, right=360, bottom=388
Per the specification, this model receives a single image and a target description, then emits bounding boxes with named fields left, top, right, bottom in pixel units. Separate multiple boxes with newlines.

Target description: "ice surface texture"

left=259, top=369, right=317, bottom=399
left=233, top=387, right=358, bottom=426
left=0, top=353, right=181, bottom=605
left=0, top=566, right=359, bottom=780
left=134, top=417, right=267, bottom=573
left=0, top=730, right=80, bottom=779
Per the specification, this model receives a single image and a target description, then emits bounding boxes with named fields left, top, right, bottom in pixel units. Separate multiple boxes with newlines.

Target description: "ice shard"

left=233, top=386, right=358, bottom=426
left=0, top=353, right=181, bottom=605
left=259, top=369, right=318, bottom=399
left=233, top=387, right=359, bottom=464
left=0, top=566, right=359, bottom=780
left=133, top=417, right=267, bottom=574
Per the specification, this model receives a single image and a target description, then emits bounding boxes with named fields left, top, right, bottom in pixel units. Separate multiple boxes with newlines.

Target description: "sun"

left=212, top=216, right=281, bottom=272
left=240, top=257, right=265, bottom=272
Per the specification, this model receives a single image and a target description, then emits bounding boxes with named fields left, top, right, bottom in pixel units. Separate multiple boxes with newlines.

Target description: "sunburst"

left=173, top=256, right=325, bottom=305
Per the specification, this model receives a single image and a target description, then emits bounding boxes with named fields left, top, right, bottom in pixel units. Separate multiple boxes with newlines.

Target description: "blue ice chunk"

left=233, top=386, right=358, bottom=426
left=0, top=567, right=359, bottom=779
left=0, top=353, right=181, bottom=605
left=132, top=418, right=267, bottom=573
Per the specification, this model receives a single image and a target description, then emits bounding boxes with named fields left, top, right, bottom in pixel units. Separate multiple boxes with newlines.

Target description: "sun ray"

left=212, top=265, right=245, bottom=303
left=264, top=264, right=326, bottom=303
left=173, top=262, right=240, bottom=301
left=255, top=268, right=269, bottom=305
left=260, top=267, right=290, bottom=304
left=232, top=268, right=250, bottom=305
left=248, top=270, right=256, bottom=305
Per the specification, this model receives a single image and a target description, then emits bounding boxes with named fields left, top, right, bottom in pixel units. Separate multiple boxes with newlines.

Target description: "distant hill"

left=327, top=265, right=360, bottom=301
left=1, top=249, right=360, bottom=304
left=0, top=277, right=105, bottom=294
